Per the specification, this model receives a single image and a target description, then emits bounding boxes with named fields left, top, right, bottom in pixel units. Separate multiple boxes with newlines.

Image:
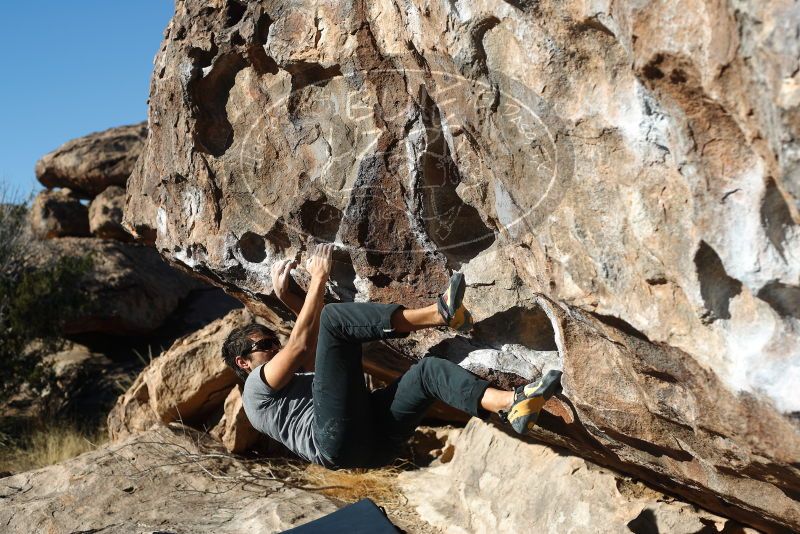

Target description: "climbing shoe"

left=437, top=272, right=473, bottom=332
left=502, top=370, right=563, bottom=434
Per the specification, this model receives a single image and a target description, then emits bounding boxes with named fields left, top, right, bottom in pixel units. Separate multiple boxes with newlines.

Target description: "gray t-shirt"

left=242, top=365, right=328, bottom=465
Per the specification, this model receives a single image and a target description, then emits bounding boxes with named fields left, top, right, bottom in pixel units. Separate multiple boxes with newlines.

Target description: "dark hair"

left=222, top=323, right=279, bottom=382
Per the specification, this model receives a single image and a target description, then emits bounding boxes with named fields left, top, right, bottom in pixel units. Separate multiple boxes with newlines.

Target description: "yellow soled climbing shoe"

left=437, top=272, right=473, bottom=333
left=503, top=370, right=563, bottom=435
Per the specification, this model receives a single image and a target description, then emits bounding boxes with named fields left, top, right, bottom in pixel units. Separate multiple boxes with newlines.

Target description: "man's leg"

left=312, top=302, right=410, bottom=468
left=371, top=356, right=514, bottom=462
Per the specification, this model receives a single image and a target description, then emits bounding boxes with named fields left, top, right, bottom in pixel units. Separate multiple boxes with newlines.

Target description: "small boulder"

left=210, top=385, right=262, bottom=453
left=28, top=188, right=89, bottom=239
left=35, top=122, right=147, bottom=198
left=88, top=185, right=130, bottom=241
left=41, top=342, right=121, bottom=418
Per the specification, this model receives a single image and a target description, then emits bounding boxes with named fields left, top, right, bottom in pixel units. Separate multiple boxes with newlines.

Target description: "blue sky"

left=0, top=1, right=173, bottom=197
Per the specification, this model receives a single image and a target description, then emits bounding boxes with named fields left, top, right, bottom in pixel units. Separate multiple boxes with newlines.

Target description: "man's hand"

left=306, top=243, right=333, bottom=282
left=271, top=258, right=297, bottom=301
left=262, top=245, right=332, bottom=391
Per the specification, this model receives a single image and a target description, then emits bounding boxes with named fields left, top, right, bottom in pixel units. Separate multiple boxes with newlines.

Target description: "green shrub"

left=0, top=190, right=93, bottom=403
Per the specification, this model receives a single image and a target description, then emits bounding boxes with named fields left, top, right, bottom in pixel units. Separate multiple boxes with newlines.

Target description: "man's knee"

left=413, top=356, right=446, bottom=382
left=320, top=303, right=339, bottom=331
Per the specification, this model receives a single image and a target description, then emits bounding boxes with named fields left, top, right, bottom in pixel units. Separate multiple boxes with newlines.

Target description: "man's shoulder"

left=243, top=364, right=276, bottom=401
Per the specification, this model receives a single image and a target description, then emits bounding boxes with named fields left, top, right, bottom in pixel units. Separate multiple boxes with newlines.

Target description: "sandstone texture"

left=88, top=185, right=131, bottom=240
left=401, top=419, right=756, bottom=534
left=107, top=308, right=251, bottom=442
left=27, top=237, right=203, bottom=335
left=36, top=122, right=147, bottom=198
left=0, top=423, right=339, bottom=533
left=28, top=188, right=89, bottom=239
left=123, top=0, right=800, bottom=530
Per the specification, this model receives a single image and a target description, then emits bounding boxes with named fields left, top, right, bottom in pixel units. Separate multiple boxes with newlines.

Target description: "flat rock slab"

left=0, top=423, right=339, bottom=533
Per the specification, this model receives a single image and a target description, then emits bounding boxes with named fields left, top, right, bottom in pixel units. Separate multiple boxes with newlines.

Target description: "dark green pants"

left=312, top=302, right=491, bottom=469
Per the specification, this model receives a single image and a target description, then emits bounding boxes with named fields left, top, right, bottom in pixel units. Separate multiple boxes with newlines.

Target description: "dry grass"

left=301, top=463, right=408, bottom=505
left=237, top=458, right=417, bottom=529
left=0, top=421, right=106, bottom=474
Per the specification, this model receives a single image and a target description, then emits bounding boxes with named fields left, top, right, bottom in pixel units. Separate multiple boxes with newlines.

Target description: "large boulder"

left=400, top=419, right=755, bottom=534
left=123, top=0, right=800, bottom=530
left=36, top=122, right=147, bottom=198
left=0, top=423, right=339, bottom=533
left=27, top=237, right=204, bottom=335
left=88, top=185, right=130, bottom=240
left=28, top=188, right=89, bottom=239
left=107, top=308, right=252, bottom=441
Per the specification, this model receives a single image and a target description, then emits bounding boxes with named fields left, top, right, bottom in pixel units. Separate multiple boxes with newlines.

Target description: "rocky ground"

left=0, top=424, right=342, bottom=533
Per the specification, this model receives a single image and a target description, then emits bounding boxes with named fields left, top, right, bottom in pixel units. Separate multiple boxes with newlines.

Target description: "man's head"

left=222, top=323, right=280, bottom=382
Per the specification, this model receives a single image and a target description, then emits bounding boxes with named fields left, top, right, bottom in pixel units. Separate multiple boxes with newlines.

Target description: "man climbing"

left=222, top=243, right=562, bottom=469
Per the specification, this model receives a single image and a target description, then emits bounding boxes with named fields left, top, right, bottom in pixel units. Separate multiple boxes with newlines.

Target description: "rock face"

left=88, top=185, right=131, bottom=240
left=400, top=419, right=755, bottom=534
left=0, top=423, right=339, bottom=533
left=28, top=188, right=89, bottom=239
left=107, top=308, right=251, bottom=442
left=36, top=122, right=147, bottom=198
left=27, top=237, right=203, bottom=335
left=124, top=0, right=800, bottom=530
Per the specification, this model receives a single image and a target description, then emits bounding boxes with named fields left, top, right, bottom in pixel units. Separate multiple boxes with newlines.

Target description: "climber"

left=222, top=243, right=562, bottom=469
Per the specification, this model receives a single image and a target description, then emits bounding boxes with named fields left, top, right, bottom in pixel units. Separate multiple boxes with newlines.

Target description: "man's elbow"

left=284, top=337, right=309, bottom=358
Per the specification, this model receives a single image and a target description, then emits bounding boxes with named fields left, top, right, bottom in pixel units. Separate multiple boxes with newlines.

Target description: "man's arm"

left=271, top=258, right=316, bottom=371
left=271, top=258, right=305, bottom=315
left=262, top=245, right=332, bottom=390
left=279, top=290, right=305, bottom=316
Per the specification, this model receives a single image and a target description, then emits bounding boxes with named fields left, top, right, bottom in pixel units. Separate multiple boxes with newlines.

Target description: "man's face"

left=235, top=335, right=279, bottom=374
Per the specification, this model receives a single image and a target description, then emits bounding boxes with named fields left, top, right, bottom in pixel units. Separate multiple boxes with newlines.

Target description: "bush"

left=0, top=189, right=93, bottom=404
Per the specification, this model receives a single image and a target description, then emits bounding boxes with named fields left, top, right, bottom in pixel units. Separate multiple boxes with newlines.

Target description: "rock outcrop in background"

left=26, top=122, right=243, bottom=341
left=4, top=123, right=242, bottom=425
left=122, top=0, right=800, bottom=530
left=36, top=122, right=147, bottom=198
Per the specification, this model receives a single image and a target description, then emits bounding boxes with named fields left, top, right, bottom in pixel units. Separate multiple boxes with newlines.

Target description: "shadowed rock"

left=27, top=237, right=204, bottom=335
left=28, top=188, right=90, bottom=239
